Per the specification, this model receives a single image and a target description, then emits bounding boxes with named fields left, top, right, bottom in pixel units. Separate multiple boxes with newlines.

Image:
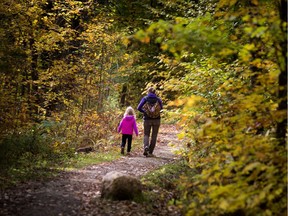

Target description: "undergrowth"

left=0, top=125, right=143, bottom=189
left=140, top=160, right=195, bottom=214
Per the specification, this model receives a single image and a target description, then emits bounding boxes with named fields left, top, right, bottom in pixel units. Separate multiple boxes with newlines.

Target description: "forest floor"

left=0, top=124, right=184, bottom=216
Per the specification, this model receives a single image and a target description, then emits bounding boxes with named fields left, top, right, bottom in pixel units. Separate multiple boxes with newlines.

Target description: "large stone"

left=101, top=171, right=142, bottom=201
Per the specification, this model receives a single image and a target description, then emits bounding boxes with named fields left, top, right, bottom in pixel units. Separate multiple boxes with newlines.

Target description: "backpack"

left=142, top=97, right=161, bottom=118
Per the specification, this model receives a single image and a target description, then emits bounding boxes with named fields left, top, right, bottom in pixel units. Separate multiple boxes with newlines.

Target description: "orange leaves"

left=218, top=0, right=259, bottom=9
left=134, top=30, right=150, bottom=44
left=218, top=0, right=237, bottom=8
left=169, top=95, right=207, bottom=109
left=142, top=36, right=150, bottom=44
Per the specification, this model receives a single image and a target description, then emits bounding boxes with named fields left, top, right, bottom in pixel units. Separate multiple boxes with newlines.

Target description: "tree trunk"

left=276, top=0, right=287, bottom=145
left=120, top=85, right=127, bottom=107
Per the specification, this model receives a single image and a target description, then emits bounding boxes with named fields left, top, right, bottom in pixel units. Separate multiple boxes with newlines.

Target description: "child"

left=117, top=106, right=139, bottom=155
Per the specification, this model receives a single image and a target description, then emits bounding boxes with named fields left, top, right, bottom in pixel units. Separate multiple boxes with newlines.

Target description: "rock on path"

left=0, top=124, right=182, bottom=216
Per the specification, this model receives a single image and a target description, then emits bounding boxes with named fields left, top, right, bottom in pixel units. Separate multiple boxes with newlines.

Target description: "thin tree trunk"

left=120, top=85, right=127, bottom=107
left=276, top=0, right=287, bottom=145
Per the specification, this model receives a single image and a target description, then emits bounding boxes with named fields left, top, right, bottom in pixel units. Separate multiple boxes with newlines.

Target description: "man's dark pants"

left=143, top=119, right=160, bottom=154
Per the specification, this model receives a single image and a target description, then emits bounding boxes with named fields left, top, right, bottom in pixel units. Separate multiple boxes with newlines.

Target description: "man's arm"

left=137, top=97, right=146, bottom=113
left=158, top=98, right=163, bottom=110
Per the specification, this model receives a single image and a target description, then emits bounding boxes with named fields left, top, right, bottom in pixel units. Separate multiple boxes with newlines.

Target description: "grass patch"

left=0, top=148, right=125, bottom=189
left=65, top=148, right=122, bottom=169
left=140, top=160, right=193, bottom=214
left=68, top=135, right=144, bottom=170
left=141, top=160, right=190, bottom=189
left=0, top=162, right=62, bottom=189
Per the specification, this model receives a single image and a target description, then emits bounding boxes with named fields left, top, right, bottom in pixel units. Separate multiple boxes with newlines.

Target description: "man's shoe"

left=121, top=148, right=124, bottom=155
left=148, top=153, right=155, bottom=157
left=143, top=148, right=149, bottom=156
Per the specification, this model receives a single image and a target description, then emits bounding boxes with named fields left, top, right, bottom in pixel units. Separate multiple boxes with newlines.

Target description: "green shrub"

left=0, top=129, right=49, bottom=168
left=0, top=125, right=68, bottom=188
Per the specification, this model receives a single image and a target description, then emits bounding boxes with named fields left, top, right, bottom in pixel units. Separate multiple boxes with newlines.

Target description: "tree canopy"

left=0, top=0, right=286, bottom=215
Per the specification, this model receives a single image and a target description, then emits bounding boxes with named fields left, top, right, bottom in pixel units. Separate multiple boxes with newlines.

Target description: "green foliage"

left=0, top=0, right=286, bottom=214
left=133, top=0, right=287, bottom=215
left=0, top=126, right=65, bottom=188
left=0, top=0, right=148, bottom=189
left=142, top=160, right=192, bottom=190
left=141, top=160, right=192, bottom=213
left=0, top=128, right=52, bottom=168
left=0, top=0, right=124, bottom=135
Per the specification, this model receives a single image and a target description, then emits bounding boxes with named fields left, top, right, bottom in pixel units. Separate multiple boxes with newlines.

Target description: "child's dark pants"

left=121, top=134, right=132, bottom=152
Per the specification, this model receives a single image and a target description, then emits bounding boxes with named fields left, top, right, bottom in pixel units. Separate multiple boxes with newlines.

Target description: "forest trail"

left=0, top=124, right=183, bottom=216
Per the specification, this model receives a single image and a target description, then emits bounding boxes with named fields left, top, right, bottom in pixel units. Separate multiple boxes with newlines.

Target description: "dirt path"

left=0, top=124, right=183, bottom=216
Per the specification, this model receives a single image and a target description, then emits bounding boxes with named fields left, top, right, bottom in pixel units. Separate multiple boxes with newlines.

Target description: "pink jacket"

left=117, top=115, right=139, bottom=136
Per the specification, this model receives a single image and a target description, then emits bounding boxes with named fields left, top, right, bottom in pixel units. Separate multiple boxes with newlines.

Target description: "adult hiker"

left=137, top=87, right=163, bottom=157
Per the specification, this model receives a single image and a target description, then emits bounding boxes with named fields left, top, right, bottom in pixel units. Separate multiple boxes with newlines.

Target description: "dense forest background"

left=0, top=0, right=287, bottom=215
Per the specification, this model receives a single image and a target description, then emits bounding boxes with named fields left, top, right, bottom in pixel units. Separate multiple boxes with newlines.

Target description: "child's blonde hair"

left=124, top=106, right=136, bottom=117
